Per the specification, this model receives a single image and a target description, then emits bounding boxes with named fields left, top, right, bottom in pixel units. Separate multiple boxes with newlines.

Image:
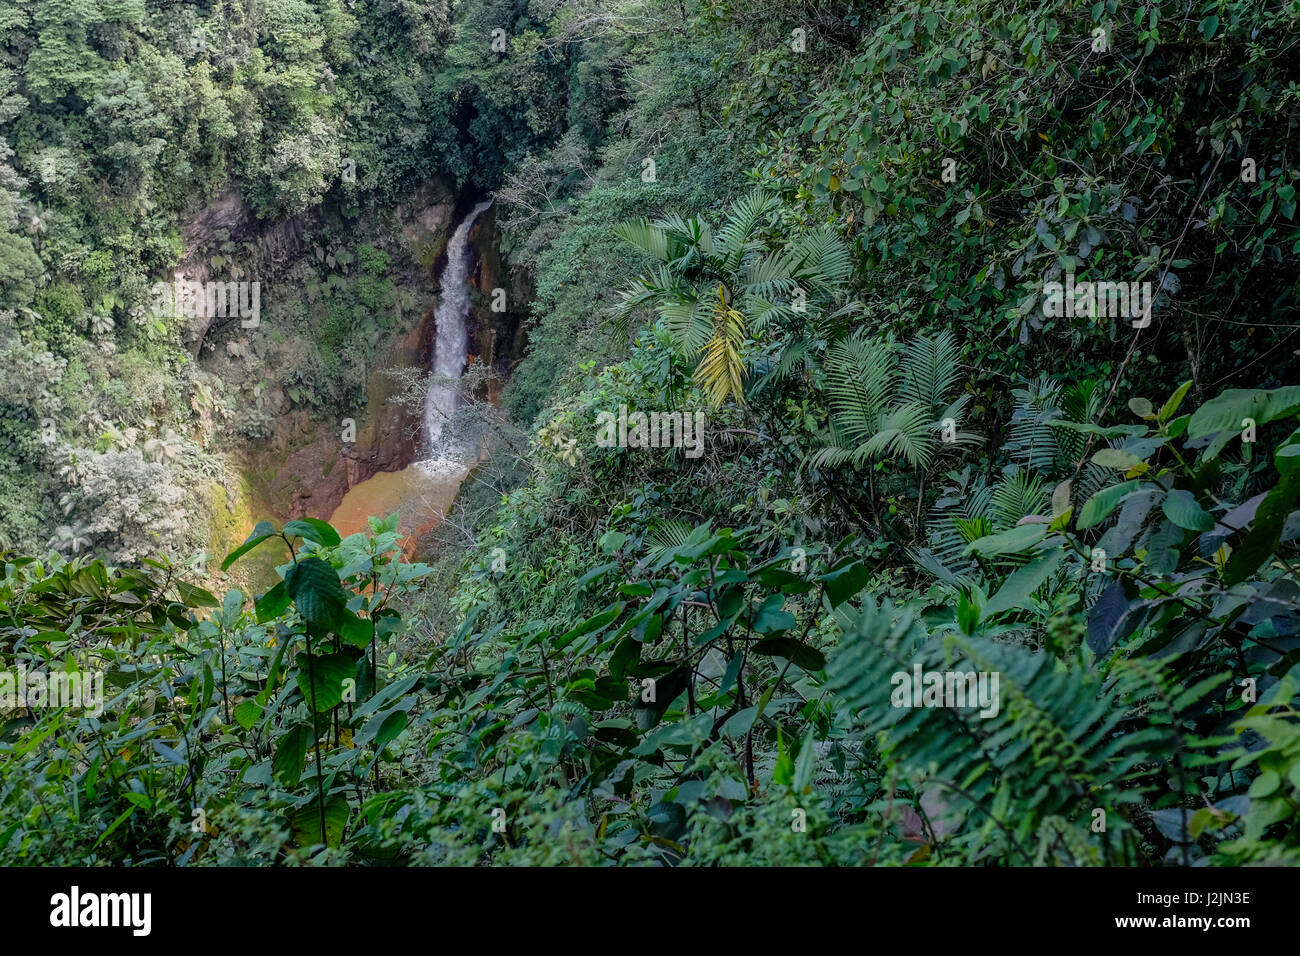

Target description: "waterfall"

left=419, top=198, right=493, bottom=473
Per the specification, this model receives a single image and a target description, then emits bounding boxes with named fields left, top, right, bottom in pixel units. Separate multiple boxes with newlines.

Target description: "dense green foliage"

left=2, top=0, right=1300, bottom=866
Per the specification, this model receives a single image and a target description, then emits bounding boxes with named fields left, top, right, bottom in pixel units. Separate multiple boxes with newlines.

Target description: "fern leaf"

left=826, top=599, right=1199, bottom=864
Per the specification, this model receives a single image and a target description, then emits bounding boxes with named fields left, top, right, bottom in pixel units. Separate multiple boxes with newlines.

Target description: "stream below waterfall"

left=326, top=199, right=494, bottom=542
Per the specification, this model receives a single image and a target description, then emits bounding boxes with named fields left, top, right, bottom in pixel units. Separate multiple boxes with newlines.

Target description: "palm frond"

left=858, top=402, right=936, bottom=468
left=805, top=443, right=857, bottom=471
left=613, top=219, right=673, bottom=262
left=989, top=468, right=1051, bottom=528
left=750, top=336, right=816, bottom=395
left=936, top=393, right=984, bottom=448
left=823, top=331, right=897, bottom=443
left=899, top=329, right=961, bottom=411
left=658, top=297, right=711, bottom=356
left=656, top=213, right=712, bottom=271
left=644, top=520, right=695, bottom=563
left=1006, top=376, right=1065, bottom=472
left=694, top=285, right=747, bottom=407
left=922, top=470, right=995, bottom=573
left=1056, top=378, right=1104, bottom=468
left=739, top=250, right=799, bottom=302
left=788, top=226, right=852, bottom=291
left=739, top=293, right=798, bottom=334
left=810, top=329, right=977, bottom=472
left=713, top=190, right=779, bottom=271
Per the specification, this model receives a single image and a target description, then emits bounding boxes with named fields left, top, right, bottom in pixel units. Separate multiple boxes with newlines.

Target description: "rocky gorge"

left=180, top=180, right=529, bottom=585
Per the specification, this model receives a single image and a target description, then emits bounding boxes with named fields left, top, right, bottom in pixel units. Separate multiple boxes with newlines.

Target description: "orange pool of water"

left=327, top=461, right=470, bottom=545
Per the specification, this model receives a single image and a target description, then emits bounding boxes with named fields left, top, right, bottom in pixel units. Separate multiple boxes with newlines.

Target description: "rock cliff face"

left=180, top=179, right=454, bottom=529
left=399, top=180, right=455, bottom=271
left=467, top=206, right=530, bottom=403
left=244, top=183, right=456, bottom=522
left=175, top=189, right=308, bottom=356
left=245, top=309, right=429, bottom=521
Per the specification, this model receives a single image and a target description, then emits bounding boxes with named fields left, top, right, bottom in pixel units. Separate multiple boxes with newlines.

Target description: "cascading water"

left=325, top=198, right=492, bottom=541
left=420, top=198, right=493, bottom=473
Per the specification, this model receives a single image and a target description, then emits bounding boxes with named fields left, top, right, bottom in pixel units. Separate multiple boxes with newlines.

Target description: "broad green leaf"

left=284, top=557, right=348, bottom=633
left=233, top=699, right=262, bottom=730
left=296, top=653, right=356, bottom=713
left=255, top=581, right=291, bottom=623
left=338, top=611, right=374, bottom=648
left=792, top=727, right=818, bottom=794
left=1248, top=770, right=1280, bottom=799
left=576, top=562, right=619, bottom=588
left=818, top=558, right=871, bottom=608
left=1162, top=489, right=1215, bottom=532
left=1092, top=447, right=1144, bottom=470
left=283, top=518, right=342, bottom=548
left=1077, top=480, right=1141, bottom=530
left=554, top=602, right=624, bottom=650
left=1224, top=465, right=1300, bottom=585
left=751, top=636, right=826, bottom=671
left=720, top=705, right=758, bottom=737
left=1159, top=380, right=1193, bottom=422
left=150, top=740, right=186, bottom=765
left=750, top=594, right=797, bottom=634
left=221, top=588, right=244, bottom=625
left=273, top=724, right=310, bottom=786
left=754, top=566, right=815, bottom=594
left=1187, top=387, right=1300, bottom=457
left=368, top=512, right=400, bottom=535
left=1051, top=480, right=1072, bottom=517
left=372, top=710, right=408, bottom=752
left=174, top=580, right=218, bottom=608
left=598, top=531, right=628, bottom=553
left=717, top=650, right=744, bottom=697
left=221, top=520, right=279, bottom=571
left=356, top=706, right=409, bottom=752
left=965, top=523, right=1047, bottom=556
left=288, top=793, right=349, bottom=848
left=772, top=730, right=794, bottom=786
left=982, top=550, right=1065, bottom=618
left=632, top=664, right=690, bottom=729
left=693, top=615, right=734, bottom=647
left=1087, top=581, right=1136, bottom=655
left=609, top=632, right=642, bottom=680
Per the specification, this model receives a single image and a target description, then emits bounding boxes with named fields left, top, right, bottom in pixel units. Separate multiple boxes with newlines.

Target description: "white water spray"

left=420, top=198, right=492, bottom=473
